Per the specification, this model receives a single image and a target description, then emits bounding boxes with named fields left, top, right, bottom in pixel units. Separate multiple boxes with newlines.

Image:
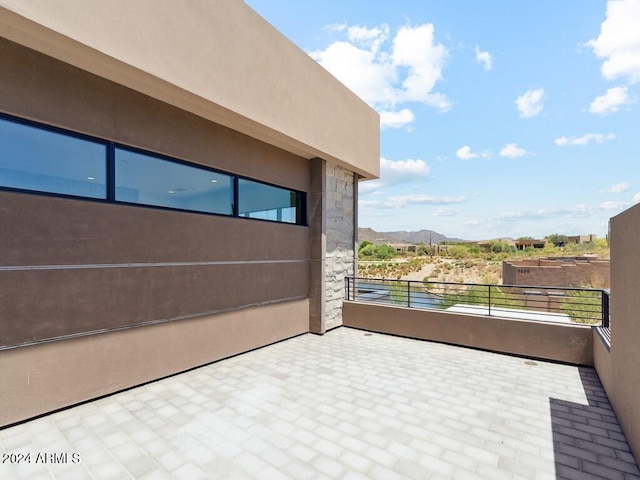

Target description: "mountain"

left=357, top=228, right=402, bottom=245
left=358, top=228, right=468, bottom=245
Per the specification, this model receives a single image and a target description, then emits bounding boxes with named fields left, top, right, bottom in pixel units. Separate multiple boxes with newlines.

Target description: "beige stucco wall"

left=503, top=259, right=610, bottom=288
left=593, top=332, right=613, bottom=401
left=0, top=35, right=313, bottom=425
left=0, top=300, right=309, bottom=427
left=0, top=0, right=379, bottom=178
left=596, top=203, right=640, bottom=461
left=0, top=38, right=311, bottom=347
left=0, top=37, right=310, bottom=191
left=343, top=301, right=594, bottom=365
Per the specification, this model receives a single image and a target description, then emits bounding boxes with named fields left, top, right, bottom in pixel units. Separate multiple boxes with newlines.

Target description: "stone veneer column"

left=325, top=162, right=357, bottom=330
left=308, top=158, right=357, bottom=334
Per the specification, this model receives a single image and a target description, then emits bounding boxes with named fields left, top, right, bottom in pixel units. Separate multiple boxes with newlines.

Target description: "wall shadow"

left=550, top=367, right=640, bottom=479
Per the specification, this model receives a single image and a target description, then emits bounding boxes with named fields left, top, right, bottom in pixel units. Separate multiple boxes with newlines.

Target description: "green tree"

left=489, top=241, right=513, bottom=253
left=545, top=233, right=568, bottom=245
left=358, top=240, right=373, bottom=251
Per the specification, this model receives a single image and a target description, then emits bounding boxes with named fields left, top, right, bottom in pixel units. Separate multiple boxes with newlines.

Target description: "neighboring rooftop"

left=1, top=328, right=637, bottom=479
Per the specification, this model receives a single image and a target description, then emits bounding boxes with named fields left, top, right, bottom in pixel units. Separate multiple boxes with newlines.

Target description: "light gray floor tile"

left=0, top=327, right=638, bottom=479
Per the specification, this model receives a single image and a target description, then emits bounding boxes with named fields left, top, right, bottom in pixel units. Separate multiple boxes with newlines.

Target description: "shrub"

left=375, top=244, right=397, bottom=259
left=359, top=244, right=376, bottom=257
left=561, top=289, right=602, bottom=325
left=358, top=240, right=372, bottom=251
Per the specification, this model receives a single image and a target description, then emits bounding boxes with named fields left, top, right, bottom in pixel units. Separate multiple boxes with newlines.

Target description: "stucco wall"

left=0, top=38, right=310, bottom=348
left=0, top=190, right=309, bottom=347
left=0, top=0, right=379, bottom=178
left=343, top=301, right=594, bottom=365
left=593, top=332, right=613, bottom=403
left=0, top=300, right=309, bottom=427
left=0, top=37, right=309, bottom=192
left=503, top=259, right=610, bottom=288
left=597, top=203, right=640, bottom=461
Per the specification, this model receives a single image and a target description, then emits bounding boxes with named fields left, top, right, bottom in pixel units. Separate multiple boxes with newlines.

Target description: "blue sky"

left=246, top=0, right=640, bottom=240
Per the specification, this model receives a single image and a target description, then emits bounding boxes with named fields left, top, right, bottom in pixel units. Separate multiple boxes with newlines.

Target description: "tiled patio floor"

left=1, top=327, right=638, bottom=479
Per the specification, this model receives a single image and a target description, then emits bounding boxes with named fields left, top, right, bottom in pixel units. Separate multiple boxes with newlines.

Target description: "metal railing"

left=345, top=277, right=610, bottom=327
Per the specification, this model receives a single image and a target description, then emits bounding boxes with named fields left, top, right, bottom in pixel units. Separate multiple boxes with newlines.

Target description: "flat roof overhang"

left=0, top=0, right=380, bottom=179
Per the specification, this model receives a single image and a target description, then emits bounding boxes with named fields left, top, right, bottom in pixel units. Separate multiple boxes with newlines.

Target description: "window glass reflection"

left=115, top=148, right=233, bottom=215
left=0, top=115, right=306, bottom=225
left=0, top=118, right=106, bottom=198
left=238, top=178, right=300, bottom=224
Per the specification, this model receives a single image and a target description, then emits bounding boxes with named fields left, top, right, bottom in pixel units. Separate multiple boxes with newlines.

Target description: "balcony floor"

left=1, top=327, right=638, bottom=480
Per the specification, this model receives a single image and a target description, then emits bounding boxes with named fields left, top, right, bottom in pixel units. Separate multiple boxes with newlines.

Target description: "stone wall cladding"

left=325, top=162, right=355, bottom=329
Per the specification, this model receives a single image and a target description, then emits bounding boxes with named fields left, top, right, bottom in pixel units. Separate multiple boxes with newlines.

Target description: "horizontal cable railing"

left=345, top=277, right=610, bottom=327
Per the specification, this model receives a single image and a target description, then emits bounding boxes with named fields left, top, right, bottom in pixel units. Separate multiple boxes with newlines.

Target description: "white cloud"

left=456, top=145, right=491, bottom=160
left=554, top=133, right=616, bottom=146
left=600, top=200, right=627, bottom=210
left=496, top=204, right=592, bottom=221
left=310, top=22, right=451, bottom=125
left=359, top=157, right=431, bottom=196
left=600, top=182, right=630, bottom=193
left=456, top=146, right=475, bottom=160
left=499, top=143, right=528, bottom=158
left=310, top=41, right=398, bottom=106
left=475, top=46, right=493, bottom=71
left=633, top=192, right=640, bottom=203
left=392, top=24, right=449, bottom=105
left=380, top=157, right=430, bottom=181
left=347, top=24, right=389, bottom=53
left=358, top=200, right=385, bottom=208
left=589, top=86, right=632, bottom=114
left=361, top=194, right=466, bottom=209
left=388, top=194, right=466, bottom=207
left=433, top=208, right=459, bottom=216
left=420, top=92, right=453, bottom=112
left=323, top=22, right=347, bottom=33
left=588, top=0, right=640, bottom=83
left=465, top=219, right=485, bottom=227
left=358, top=180, right=383, bottom=196
left=379, top=109, right=415, bottom=128
left=515, top=88, right=544, bottom=118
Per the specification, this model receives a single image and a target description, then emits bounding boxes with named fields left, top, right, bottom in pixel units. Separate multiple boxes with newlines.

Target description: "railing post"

left=407, top=280, right=411, bottom=308
left=602, top=290, right=610, bottom=328
left=488, top=285, right=492, bottom=316
left=351, top=277, right=354, bottom=301
left=345, top=277, right=350, bottom=301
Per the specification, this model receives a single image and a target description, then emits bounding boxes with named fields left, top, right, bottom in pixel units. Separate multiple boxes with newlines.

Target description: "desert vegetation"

left=357, top=237, right=609, bottom=285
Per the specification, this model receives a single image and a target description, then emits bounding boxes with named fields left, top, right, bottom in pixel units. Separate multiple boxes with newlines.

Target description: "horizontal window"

left=0, top=117, right=106, bottom=199
left=239, top=178, right=302, bottom=224
left=115, top=148, right=233, bottom=215
left=0, top=114, right=306, bottom=225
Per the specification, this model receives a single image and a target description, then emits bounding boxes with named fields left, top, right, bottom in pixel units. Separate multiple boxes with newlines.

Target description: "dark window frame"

left=0, top=112, right=307, bottom=226
left=237, top=177, right=305, bottom=225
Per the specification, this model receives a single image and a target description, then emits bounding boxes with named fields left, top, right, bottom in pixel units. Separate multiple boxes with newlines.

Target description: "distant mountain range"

left=358, top=227, right=468, bottom=245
